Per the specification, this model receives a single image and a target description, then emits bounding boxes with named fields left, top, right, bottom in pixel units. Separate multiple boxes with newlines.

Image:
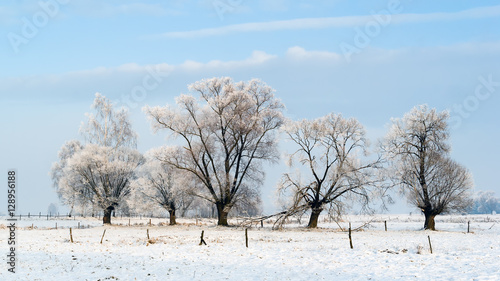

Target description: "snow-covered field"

left=1, top=214, right=500, bottom=280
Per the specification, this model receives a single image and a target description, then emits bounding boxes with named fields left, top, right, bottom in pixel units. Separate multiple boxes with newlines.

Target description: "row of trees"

left=51, top=77, right=474, bottom=230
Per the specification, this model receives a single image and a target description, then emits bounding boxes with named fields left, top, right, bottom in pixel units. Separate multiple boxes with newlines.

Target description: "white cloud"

left=391, top=5, right=500, bottom=24
left=157, top=5, right=500, bottom=38
left=178, top=50, right=277, bottom=71
left=3, top=42, right=499, bottom=104
left=158, top=16, right=368, bottom=38
left=286, top=46, right=341, bottom=61
left=0, top=51, right=276, bottom=99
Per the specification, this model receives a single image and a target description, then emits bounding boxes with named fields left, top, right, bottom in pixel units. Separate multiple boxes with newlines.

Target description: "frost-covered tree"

left=80, top=93, right=137, bottom=148
left=144, top=77, right=284, bottom=226
left=50, top=140, right=86, bottom=216
left=382, top=105, right=473, bottom=230
left=62, top=144, right=143, bottom=224
left=471, top=191, right=500, bottom=214
left=51, top=93, right=143, bottom=224
left=128, top=150, right=195, bottom=225
left=278, top=113, right=383, bottom=228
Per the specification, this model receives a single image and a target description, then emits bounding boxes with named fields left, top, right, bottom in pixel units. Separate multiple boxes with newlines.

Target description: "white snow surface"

left=1, top=214, right=500, bottom=280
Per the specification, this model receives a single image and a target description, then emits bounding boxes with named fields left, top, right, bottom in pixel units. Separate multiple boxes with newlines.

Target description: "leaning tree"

left=278, top=113, right=383, bottom=228
left=51, top=93, right=144, bottom=224
left=383, top=105, right=473, bottom=230
left=144, top=77, right=284, bottom=226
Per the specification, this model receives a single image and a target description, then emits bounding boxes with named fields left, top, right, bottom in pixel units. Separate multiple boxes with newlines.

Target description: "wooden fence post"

left=348, top=222, right=353, bottom=249
left=70, top=228, right=73, bottom=243
left=245, top=228, right=249, bottom=248
left=384, top=221, right=387, bottom=232
left=468, top=221, right=470, bottom=233
left=100, top=229, right=106, bottom=244
left=428, top=236, right=433, bottom=254
left=147, top=229, right=150, bottom=240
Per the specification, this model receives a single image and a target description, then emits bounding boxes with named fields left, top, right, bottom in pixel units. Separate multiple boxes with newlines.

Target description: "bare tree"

left=144, top=77, right=284, bottom=226
left=383, top=105, right=473, bottom=230
left=128, top=150, right=195, bottom=225
left=51, top=93, right=143, bottom=224
left=278, top=113, right=383, bottom=228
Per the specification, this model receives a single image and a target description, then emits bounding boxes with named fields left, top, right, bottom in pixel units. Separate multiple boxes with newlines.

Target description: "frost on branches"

left=50, top=140, right=84, bottom=216
left=128, top=149, right=195, bottom=225
left=277, top=113, right=384, bottom=228
left=51, top=93, right=144, bottom=224
left=144, top=77, right=284, bottom=226
left=382, top=105, right=473, bottom=230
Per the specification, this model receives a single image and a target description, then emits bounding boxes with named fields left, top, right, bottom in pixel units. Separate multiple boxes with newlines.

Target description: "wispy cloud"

left=2, top=42, right=500, bottom=114
left=286, top=46, right=341, bottom=61
left=0, top=50, right=277, bottom=101
left=66, top=50, right=276, bottom=75
left=157, top=16, right=368, bottom=39
left=391, top=5, right=500, bottom=24
left=156, top=5, right=500, bottom=39
left=178, top=50, right=277, bottom=72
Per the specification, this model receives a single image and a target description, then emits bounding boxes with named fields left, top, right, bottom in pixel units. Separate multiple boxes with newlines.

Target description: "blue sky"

left=1, top=0, right=499, bottom=215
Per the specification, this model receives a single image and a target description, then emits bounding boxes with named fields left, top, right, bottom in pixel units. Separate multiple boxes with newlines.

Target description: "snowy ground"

left=1, top=214, right=500, bottom=280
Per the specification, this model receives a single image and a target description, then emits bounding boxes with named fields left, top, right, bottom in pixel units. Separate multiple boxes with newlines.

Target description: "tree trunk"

left=169, top=209, right=176, bottom=225
left=424, top=212, right=436, bottom=230
left=216, top=203, right=229, bottom=226
left=307, top=207, right=323, bottom=228
left=103, top=206, right=114, bottom=225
